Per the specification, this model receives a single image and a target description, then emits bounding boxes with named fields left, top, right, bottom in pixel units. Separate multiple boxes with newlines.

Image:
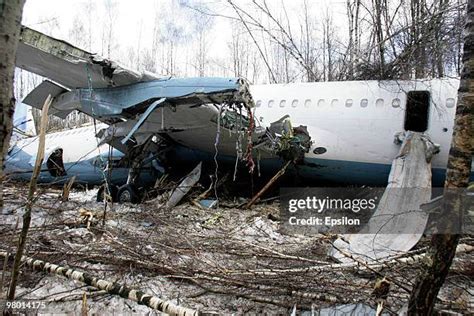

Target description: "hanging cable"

left=213, top=105, right=223, bottom=201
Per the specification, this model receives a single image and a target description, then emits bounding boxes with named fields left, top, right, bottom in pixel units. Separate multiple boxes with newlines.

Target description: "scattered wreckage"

left=3, top=25, right=472, bottom=314
left=10, top=26, right=311, bottom=203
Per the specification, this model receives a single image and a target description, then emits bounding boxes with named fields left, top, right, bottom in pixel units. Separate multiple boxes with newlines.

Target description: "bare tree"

left=408, top=1, right=473, bottom=313
left=191, top=10, right=213, bottom=77
left=85, top=0, right=95, bottom=51
left=373, top=0, right=386, bottom=77
left=229, top=21, right=251, bottom=78
left=69, top=14, right=89, bottom=49
left=227, top=0, right=318, bottom=82
left=300, top=0, right=319, bottom=81
left=101, top=0, right=118, bottom=59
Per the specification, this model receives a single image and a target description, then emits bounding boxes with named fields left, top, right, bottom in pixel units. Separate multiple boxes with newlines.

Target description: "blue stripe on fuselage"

left=172, top=146, right=473, bottom=186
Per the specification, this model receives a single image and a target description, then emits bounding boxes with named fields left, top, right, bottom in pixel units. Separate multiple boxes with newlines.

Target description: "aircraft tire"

left=97, top=184, right=118, bottom=202
left=117, top=184, right=140, bottom=204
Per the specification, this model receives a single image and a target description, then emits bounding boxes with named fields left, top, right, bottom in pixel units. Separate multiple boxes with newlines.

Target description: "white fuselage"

left=250, top=78, right=460, bottom=172
left=8, top=78, right=471, bottom=187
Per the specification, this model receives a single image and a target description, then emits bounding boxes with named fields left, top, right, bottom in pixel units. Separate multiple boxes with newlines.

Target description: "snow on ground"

left=1, top=183, right=472, bottom=315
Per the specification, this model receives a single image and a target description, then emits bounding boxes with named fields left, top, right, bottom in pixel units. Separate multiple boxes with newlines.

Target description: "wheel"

left=117, top=184, right=140, bottom=204
left=96, top=184, right=118, bottom=202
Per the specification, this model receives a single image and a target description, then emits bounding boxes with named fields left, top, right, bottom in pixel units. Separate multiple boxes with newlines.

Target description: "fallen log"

left=0, top=251, right=200, bottom=316
left=224, top=243, right=473, bottom=276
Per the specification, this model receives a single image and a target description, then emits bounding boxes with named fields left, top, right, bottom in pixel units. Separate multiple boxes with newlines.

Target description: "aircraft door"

left=404, top=91, right=430, bottom=132
left=46, top=148, right=67, bottom=177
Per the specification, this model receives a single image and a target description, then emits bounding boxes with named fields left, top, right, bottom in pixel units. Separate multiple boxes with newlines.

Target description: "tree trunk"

left=408, top=2, right=473, bottom=314
left=347, top=0, right=354, bottom=80
left=412, top=0, right=427, bottom=78
left=0, top=0, right=26, bottom=208
left=373, top=0, right=385, bottom=78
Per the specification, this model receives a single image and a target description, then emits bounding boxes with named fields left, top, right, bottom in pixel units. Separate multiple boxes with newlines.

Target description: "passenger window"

left=279, top=100, right=286, bottom=107
left=360, top=99, right=368, bottom=107
left=392, top=98, right=401, bottom=108
left=331, top=99, right=339, bottom=107
left=304, top=99, right=312, bottom=107
left=268, top=100, right=274, bottom=107
left=446, top=98, right=455, bottom=108
left=291, top=99, right=298, bottom=107
left=376, top=98, right=384, bottom=107
left=256, top=100, right=262, bottom=107
left=317, top=99, right=325, bottom=107
left=345, top=99, right=353, bottom=107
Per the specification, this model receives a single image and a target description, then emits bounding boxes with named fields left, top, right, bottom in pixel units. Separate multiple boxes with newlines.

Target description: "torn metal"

left=17, top=26, right=159, bottom=89
left=331, top=132, right=437, bottom=262
left=17, top=26, right=311, bottom=188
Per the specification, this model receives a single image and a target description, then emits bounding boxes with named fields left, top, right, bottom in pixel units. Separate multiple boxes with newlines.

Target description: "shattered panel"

left=16, top=26, right=160, bottom=89
left=22, top=80, right=71, bottom=118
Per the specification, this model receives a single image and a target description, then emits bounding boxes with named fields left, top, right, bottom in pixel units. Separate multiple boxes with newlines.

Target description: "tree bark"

left=412, top=0, right=427, bottom=78
left=373, top=0, right=385, bottom=78
left=0, top=0, right=26, bottom=210
left=408, top=2, right=473, bottom=314
left=1, top=251, right=200, bottom=316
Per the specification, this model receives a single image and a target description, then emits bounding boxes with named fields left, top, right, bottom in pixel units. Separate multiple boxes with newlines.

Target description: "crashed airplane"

left=7, top=26, right=313, bottom=202
left=6, top=26, right=474, bottom=204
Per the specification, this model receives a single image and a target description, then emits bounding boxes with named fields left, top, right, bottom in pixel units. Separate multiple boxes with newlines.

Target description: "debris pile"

left=0, top=183, right=472, bottom=314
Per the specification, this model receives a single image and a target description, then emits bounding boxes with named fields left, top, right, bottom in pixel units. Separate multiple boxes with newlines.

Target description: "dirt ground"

left=0, top=183, right=472, bottom=315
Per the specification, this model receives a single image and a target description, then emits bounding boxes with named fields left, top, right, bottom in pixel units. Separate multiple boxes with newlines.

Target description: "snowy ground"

left=0, top=183, right=472, bottom=315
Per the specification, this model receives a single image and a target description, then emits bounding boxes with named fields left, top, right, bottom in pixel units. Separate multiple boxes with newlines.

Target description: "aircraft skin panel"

left=10, top=77, right=470, bottom=188
left=172, top=145, right=473, bottom=186
left=8, top=162, right=128, bottom=185
left=250, top=78, right=460, bottom=171
left=10, top=124, right=107, bottom=162
left=5, top=121, right=164, bottom=186
left=16, top=26, right=159, bottom=89
left=22, top=80, right=71, bottom=118
left=22, top=77, right=254, bottom=122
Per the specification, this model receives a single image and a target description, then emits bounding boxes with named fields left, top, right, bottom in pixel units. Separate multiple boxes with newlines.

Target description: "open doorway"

left=47, top=148, right=67, bottom=177
left=404, top=91, right=430, bottom=132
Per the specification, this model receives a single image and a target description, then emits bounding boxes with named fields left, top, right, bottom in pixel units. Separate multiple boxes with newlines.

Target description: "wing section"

left=16, top=26, right=160, bottom=89
left=22, top=80, right=71, bottom=118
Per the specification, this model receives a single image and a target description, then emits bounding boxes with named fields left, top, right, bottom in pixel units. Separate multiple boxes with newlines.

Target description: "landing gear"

left=117, top=184, right=140, bottom=204
left=96, top=183, right=141, bottom=204
left=96, top=183, right=118, bottom=202
left=100, top=136, right=168, bottom=204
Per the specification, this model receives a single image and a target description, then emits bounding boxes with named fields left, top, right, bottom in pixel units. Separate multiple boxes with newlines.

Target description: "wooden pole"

left=7, top=95, right=51, bottom=300
left=61, top=176, right=76, bottom=202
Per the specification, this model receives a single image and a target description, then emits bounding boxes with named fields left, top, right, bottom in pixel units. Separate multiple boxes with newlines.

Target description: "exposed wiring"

left=213, top=106, right=223, bottom=201
left=243, top=106, right=255, bottom=173
left=233, top=106, right=243, bottom=181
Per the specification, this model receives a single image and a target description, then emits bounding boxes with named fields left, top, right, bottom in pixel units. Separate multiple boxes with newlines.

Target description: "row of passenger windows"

left=255, top=98, right=456, bottom=108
